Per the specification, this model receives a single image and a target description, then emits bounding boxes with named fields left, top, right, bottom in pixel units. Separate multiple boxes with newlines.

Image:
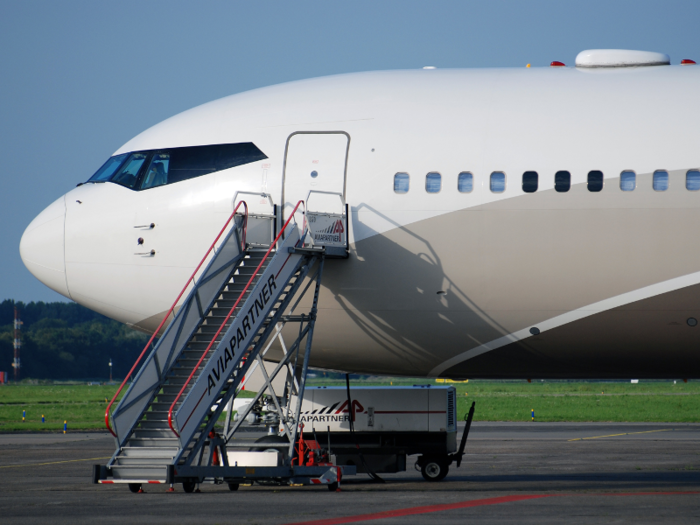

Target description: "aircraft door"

left=282, top=132, right=349, bottom=223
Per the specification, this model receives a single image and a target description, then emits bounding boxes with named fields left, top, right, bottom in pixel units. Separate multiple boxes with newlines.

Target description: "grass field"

left=308, top=378, right=700, bottom=424
left=0, top=380, right=699, bottom=432
left=0, top=384, right=121, bottom=432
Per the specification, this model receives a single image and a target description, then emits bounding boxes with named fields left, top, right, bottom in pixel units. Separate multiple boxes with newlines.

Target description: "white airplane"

left=20, top=49, right=700, bottom=380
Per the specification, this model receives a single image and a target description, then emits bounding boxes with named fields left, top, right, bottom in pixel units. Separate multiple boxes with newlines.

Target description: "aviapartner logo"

left=299, top=399, right=364, bottom=423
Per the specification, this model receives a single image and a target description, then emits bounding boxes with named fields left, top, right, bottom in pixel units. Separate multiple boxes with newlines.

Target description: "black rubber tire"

left=128, top=483, right=142, bottom=493
left=420, top=457, right=449, bottom=482
left=250, top=435, right=290, bottom=460
left=182, top=480, right=196, bottom=493
left=228, top=482, right=240, bottom=491
left=328, top=482, right=338, bottom=491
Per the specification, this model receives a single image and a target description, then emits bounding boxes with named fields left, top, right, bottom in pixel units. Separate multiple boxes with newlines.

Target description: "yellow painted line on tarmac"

left=0, top=456, right=111, bottom=469
left=568, top=429, right=674, bottom=441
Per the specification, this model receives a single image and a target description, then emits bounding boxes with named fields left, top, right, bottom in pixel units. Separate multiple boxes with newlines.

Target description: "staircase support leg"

left=287, top=257, right=325, bottom=463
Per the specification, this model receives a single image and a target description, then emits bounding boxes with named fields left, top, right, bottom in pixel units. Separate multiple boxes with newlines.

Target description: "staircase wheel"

left=128, top=483, right=142, bottom=493
left=250, top=435, right=290, bottom=460
left=228, top=482, right=240, bottom=491
left=182, top=480, right=196, bottom=493
left=420, top=456, right=449, bottom=482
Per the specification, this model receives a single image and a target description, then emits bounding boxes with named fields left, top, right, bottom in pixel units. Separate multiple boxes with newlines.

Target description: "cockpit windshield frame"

left=87, top=142, right=268, bottom=190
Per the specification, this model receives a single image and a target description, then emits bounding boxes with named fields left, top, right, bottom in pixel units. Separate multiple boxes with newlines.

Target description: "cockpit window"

left=140, top=154, right=170, bottom=190
left=87, top=142, right=267, bottom=190
left=111, top=153, right=148, bottom=189
left=88, top=153, right=129, bottom=182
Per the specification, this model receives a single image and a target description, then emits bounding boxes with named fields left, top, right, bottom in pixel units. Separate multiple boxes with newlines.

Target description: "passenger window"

left=394, top=173, right=409, bottom=194
left=587, top=170, right=603, bottom=192
left=686, top=170, right=700, bottom=191
left=140, top=154, right=171, bottom=190
left=620, top=170, right=636, bottom=191
left=522, top=171, right=538, bottom=193
left=653, top=170, right=669, bottom=191
left=425, top=172, right=441, bottom=193
left=457, top=172, right=473, bottom=193
left=490, top=172, right=506, bottom=193
left=554, top=171, right=570, bottom=192
left=111, top=153, right=148, bottom=189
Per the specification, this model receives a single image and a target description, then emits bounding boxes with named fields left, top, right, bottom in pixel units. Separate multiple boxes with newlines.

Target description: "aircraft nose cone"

left=20, top=195, right=71, bottom=298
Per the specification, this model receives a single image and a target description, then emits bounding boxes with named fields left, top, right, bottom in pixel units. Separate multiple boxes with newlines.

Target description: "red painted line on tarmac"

left=284, top=494, right=551, bottom=525
left=284, top=491, right=700, bottom=525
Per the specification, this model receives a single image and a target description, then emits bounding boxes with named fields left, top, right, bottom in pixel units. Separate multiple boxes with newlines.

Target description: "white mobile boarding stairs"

left=96, top=192, right=352, bottom=492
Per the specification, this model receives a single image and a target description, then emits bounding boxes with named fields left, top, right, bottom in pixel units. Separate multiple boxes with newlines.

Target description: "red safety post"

left=209, top=430, right=220, bottom=466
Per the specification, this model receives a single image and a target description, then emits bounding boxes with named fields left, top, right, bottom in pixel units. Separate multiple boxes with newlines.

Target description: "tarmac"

left=0, top=422, right=699, bottom=524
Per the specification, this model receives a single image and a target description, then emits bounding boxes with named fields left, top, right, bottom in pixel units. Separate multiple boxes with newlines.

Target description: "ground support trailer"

left=297, top=385, right=475, bottom=481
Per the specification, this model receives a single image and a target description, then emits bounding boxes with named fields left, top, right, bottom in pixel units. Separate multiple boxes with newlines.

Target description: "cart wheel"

left=420, top=457, right=449, bottom=482
left=228, top=482, right=240, bottom=491
left=128, top=483, right=142, bottom=493
left=327, top=482, right=338, bottom=491
left=182, top=480, right=196, bottom=493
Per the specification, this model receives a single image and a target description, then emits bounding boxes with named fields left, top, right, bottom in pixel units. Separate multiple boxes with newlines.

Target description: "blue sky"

left=2, top=0, right=699, bottom=303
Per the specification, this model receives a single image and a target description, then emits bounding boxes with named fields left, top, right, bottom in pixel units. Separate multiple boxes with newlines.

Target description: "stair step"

left=200, top=324, right=232, bottom=333
left=120, top=447, right=178, bottom=458
left=110, top=465, right=168, bottom=481
left=225, top=287, right=256, bottom=294
left=163, top=382, right=198, bottom=391
left=150, top=401, right=179, bottom=409
left=126, top=437, right=180, bottom=447
left=137, top=420, right=172, bottom=430
left=187, top=343, right=218, bottom=350
left=166, top=376, right=195, bottom=384
left=175, top=351, right=206, bottom=359
left=158, top=385, right=191, bottom=394
left=143, top=411, right=168, bottom=418
left=177, top=349, right=213, bottom=356
left=190, top=336, right=222, bottom=344
left=131, top=429, right=176, bottom=439
left=203, top=315, right=235, bottom=324
left=208, top=310, right=233, bottom=317
left=113, top=457, right=173, bottom=466
left=160, top=383, right=192, bottom=391
left=207, top=312, right=239, bottom=319
left=167, top=373, right=203, bottom=382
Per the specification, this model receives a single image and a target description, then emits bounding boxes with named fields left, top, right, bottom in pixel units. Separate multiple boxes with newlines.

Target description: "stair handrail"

left=167, top=199, right=306, bottom=437
left=105, top=201, right=249, bottom=437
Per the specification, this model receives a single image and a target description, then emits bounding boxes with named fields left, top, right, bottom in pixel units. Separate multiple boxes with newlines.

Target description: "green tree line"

left=0, top=299, right=148, bottom=381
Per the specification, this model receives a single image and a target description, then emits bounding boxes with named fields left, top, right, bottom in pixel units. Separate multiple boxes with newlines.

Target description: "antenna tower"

left=13, top=307, right=22, bottom=382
